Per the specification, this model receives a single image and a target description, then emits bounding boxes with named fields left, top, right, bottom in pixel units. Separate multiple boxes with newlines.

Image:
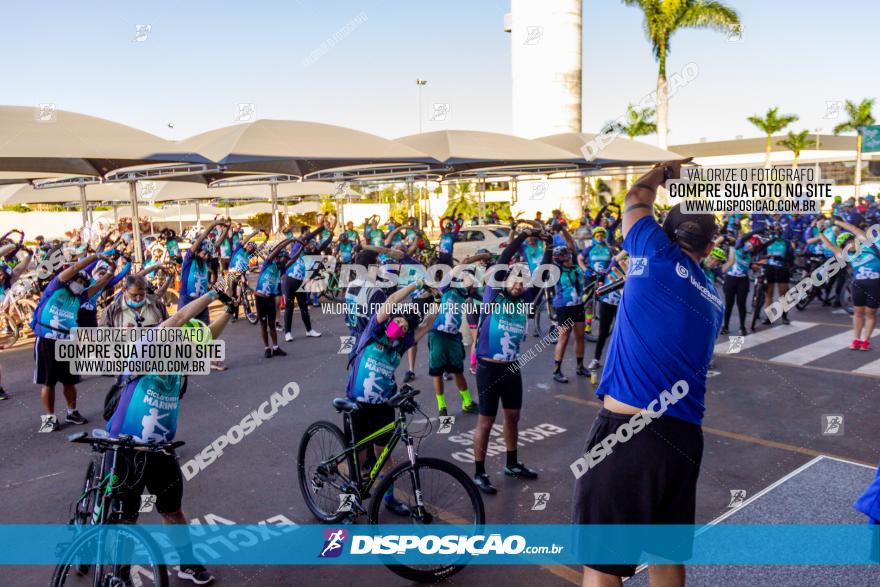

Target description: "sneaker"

left=587, top=359, right=600, bottom=370
left=761, top=317, right=771, bottom=325
left=306, top=330, right=322, bottom=338
left=503, top=462, right=538, bottom=479
left=264, top=348, right=273, bottom=358
left=272, top=347, right=287, bottom=357
left=739, top=327, right=748, bottom=337
left=0, top=389, right=8, bottom=401
left=178, top=563, right=215, bottom=585
left=575, top=366, right=589, bottom=377
left=438, top=407, right=448, bottom=417
left=861, top=340, right=872, bottom=351
left=720, top=327, right=729, bottom=335
left=851, top=339, right=861, bottom=350
left=284, top=332, right=293, bottom=342
left=781, top=315, right=791, bottom=325
left=469, top=365, right=477, bottom=375
left=403, top=370, right=416, bottom=383
left=65, top=410, right=88, bottom=425
left=473, top=473, right=497, bottom=495
left=553, top=371, right=568, bottom=383
left=461, top=402, right=478, bottom=414
left=383, top=497, right=411, bottom=518
left=38, top=415, right=58, bottom=433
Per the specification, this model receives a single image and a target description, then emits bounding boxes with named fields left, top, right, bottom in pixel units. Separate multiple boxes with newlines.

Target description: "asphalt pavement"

left=1, top=298, right=878, bottom=586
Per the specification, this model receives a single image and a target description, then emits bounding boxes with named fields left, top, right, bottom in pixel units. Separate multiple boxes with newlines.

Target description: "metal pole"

left=195, top=201, right=201, bottom=228
left=112, top=204, right=118, bottom=223
left=78, top=184, right=89, bottom=229
left=177, top=202, right=183, bottom=234
left=270, top=183, right=279, bottom=235
left=407, top=180, right=414, bottom=219
left=128, top=181, right=143, bottom=266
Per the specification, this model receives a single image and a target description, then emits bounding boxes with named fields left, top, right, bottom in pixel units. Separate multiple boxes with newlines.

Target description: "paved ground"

left=1, top=298, right=878, bottom=586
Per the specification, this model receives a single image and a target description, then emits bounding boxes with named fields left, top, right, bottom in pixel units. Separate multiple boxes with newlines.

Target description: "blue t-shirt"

left=765, top=239, right=789, bottom=267
left=179, top=251, right=209, bottom=307
left=553, top=265, right=586, bottom=308
left=255, top=260, right=283, bottom=296
left=107, top=372, right=184, bottom=443
left=337, top=241, right=355, bottom=263
left=432, top=286, right=469, bottom=334
left=438, top=232, right=455, bottom=255
left=346, top=316, right=415, bottom=404
left=580, top=241, right=612, bottom=275
left=475, top=288, right=529, bottom=362
left=595, top=216, right=723, bottom=426
left=849, top=243, right=880, bottom=280
left=230, top=244, right=250, bottom=273
left=31, top=277, right=87, bottom=339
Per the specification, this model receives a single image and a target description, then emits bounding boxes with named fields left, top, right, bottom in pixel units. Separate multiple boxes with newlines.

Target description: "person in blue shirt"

left=572, top=159, right=722, bottom=585
left=32, top=252, right=118, bottom=433
left=179, top=220, right=228, bottom=323
left=363, top=215, right=384, bottom=247
left=751, top=213, right=768, bottom=232
left=346, top=282, right=436, bottom=517
left=471, top=227, right=553, bottom=495
left=842, top=198, right=866, bottom=228
left=550, top=229, right=589, bottom=383
left=721, top=233, right=760, bottom=335
left=854, top=462, right=880, bottom=529
left=0, top=242, right=32, bottom=401
left=759, top=222, right=795, bottom=326
left=820, top=220, right=880, bottom=350
left=864, top=195, right=880, bottom=225
left=226, top=228, right=265, bottom=321
left=578, top=226, right=613, bottom=279
left=282, top=222, right=330, bottom=342
left=256, top=238, right=299, bottom=358
left=105, top=288, right=233, bottom=586
left=437, top=216, right=462, bottom=266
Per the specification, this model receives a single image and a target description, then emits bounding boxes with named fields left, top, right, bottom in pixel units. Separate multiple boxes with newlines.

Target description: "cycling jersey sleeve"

left=622, top=216, right=671, bottom=258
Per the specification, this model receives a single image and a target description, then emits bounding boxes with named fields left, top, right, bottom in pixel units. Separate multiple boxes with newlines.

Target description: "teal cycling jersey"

left=179, top=251, right=209, bottom=305
left=439, top=232, right=455, bottom=255
left=166, top=239, right=181, bottom=258
left=726, top=247, right=752, bottom=277
left=553, top=265, right=586, bottom=308
left=765, top=239, right=788, bottom=267
left=107, top=372, right=184, bottom=443
left=581, top=242, right=612, bottom=274
left=598, top=268, right=623, bottom=306
left=230, top=245, right=250, bottom=273
left=432, top=287, right=468, bottom=334
left=849, top=243, right=880, bottom=280
left=476, top=288, right=528, bottom=362
left=256, top=261, right=282, bottom=296
left=703, top=266, right=718, bottom=283
left=219, top=239, right=232, bottom=257
left=821, top=227, right=837, bottom=258
left=346, top=316, right=415, bottom=404
left=286, top=256, right=307, bottom=280
left=368, top=229, right=384, bottom=247
left=338, top=241, right=354, bottom=263
left=31, top=277, right=85, bottom=339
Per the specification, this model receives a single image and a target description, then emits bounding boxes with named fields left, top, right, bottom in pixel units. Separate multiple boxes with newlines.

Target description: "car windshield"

left=490, top=228, right=510, bottom=237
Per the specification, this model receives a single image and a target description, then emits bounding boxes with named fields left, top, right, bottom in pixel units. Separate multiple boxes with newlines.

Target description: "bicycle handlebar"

left=68, top=431, right=185, bottom=452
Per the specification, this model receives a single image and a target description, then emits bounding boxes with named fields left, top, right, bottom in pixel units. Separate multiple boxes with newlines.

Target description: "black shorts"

left=255, top=294, right=277, bottom=323
left=853, top=278, right=880, bottom=309
left=765, top=265, right=790, bottom=284
left=555, top=303, right=586, bottom=325
left=33, top=337, right=81, bottom=387
left=347, top=402, right=395, bottom=447
left=107, top=449, right=184, bottom=520
left=571, top=408, right=703, bottom=576
left=475, top=359, right=523, bottom=416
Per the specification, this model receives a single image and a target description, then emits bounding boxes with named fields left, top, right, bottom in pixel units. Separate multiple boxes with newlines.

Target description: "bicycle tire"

left=0, top=311, right=19, bottom=349
left=841, top=278, right=854, bottom=315
left=14, top=298, right=37, bottom=332
left=71, top=459, right=98, bottom=576
left=297, top=420, right=356, bottom=523
left=50, top=524, right=169, bottom=587
left=750, top=286, right=765, bottom=331
left=242, top=286, right=258, bottom=325
left=585, top=296, right=600, bottom=343
left=369, top=457, right=485, bottom=583
left=533, top=296, right=551, bottom=339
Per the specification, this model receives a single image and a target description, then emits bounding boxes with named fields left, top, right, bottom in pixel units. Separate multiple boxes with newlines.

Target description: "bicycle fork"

left=401, top=436, right=432, bottom=523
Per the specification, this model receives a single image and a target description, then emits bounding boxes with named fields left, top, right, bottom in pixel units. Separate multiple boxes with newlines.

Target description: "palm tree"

left=747, top=107, right=799, bottom=167
left=620, top=0, right=740, bottom=149
left=622, top=104, right=658, bottom=139
left=777, top=130, right=816, bottom=168
left=833, top=98, right=876, bottom=200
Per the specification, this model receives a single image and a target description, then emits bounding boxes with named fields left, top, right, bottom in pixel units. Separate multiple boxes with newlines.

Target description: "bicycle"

left=51, top=431, right=182, bottom=587
left=749, top=261, right=768, bottom=332
left=297, top=385, right=485, bottom=583
left=0, top=309, right=19, bottom=348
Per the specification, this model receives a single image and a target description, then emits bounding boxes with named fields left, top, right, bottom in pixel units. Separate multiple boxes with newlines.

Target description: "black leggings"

left=723, top=275, right=749, bottom=330
left=594, top=301, right=618, bottom=360
left=282, top=276, right=312, bottom=333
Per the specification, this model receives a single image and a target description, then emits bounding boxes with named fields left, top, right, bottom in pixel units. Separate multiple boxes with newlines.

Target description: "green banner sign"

left=861, top=125, right=880, bottom=152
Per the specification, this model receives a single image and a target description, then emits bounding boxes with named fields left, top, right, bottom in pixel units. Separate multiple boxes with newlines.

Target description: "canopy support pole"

left=195, top=201, right=201, bottom=228
left=128, top=181, right=143, bottom=266
left=78, top=184, right=89, bottom=229
left=112, top=204, right=118, bottom=223
left=177, top=203, right=183, bottom=234
left=406, top=179, right=414, bottom=221
left=270, top=183, right=279, bottom=235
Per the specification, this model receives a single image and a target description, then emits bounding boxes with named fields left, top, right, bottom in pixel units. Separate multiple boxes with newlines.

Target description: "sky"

left=1, top=0, right=877, bottom=145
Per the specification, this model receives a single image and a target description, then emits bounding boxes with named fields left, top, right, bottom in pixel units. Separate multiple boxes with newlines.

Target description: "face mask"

left=126, top=297, right=146, bottom=309
left=68, top=282, right=85, bottom=295
left=385, top=320, right=406, bottom=340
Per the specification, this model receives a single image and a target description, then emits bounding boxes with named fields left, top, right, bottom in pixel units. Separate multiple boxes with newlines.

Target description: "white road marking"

left=769, top=331, right=855, bottom=365
left=714, top=321, right=814, bottom=355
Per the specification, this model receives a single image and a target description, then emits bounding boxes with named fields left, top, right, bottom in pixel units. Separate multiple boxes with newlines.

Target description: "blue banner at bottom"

left=4, top=524, right=879, bottom=565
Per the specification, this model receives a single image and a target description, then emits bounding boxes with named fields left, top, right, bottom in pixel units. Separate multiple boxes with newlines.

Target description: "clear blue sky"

left=2, top=0, right=876, bottom=145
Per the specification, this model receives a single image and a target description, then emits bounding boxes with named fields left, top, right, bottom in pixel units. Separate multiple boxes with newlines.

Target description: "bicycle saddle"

left=332, top=397, right=359, bottom=413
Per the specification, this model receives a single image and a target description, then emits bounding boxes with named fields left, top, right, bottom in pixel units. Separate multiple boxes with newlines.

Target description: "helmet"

left=181, top=318, right=212, bottom=346
left=836, top=232, right=855, bottom=248
left=552, top=246, right=572, bottom=262
left=833, top=195, right=842, bottom=203
left=592, top=226, right=607, bottom=237
left=710, top=248, right=726, bottom=262
left=748, top=235, right=763, bottom=249
left=866, top=194, right=876, bottom=203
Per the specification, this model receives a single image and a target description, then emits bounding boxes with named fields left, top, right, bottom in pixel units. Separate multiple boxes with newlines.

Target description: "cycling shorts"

left=428, top=331, right=465, bottom=376
left=347, top=402, right=395, bottom=448
left=853, top=278, right=880, bottom=309
left=255, top=294, right=277, bottom=323
left=33, top=337, right=81, bottom=387
left=109, top=449, right=184, bottom=520
left=475, top=359, right=523, bottom=416
left=555, top=303, right=586, bottom=325
left=764, top=265, right=790, bottom=284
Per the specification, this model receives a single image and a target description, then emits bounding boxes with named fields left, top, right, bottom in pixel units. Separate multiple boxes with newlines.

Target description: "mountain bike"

left=0, top=310, right=19, bottom=348
left=791, top=253, right=831, bottom=311
left=297, top=385, right=485, bottom=583
left=51, top=431, right=181, bottom=587
left=749, top=262, right=768, bottom=332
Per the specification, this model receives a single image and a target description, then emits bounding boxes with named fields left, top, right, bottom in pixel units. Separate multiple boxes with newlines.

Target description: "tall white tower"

left=506, top=0, right=583, bottom=219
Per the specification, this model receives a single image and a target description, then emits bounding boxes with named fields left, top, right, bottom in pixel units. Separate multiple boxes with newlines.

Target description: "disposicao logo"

left=319, top=528, right=348, bottom=558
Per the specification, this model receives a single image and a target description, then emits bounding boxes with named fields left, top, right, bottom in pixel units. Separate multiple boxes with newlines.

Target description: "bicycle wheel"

left=14, top=298, right=37, bottom=332
left=0, top=311, right=19, bottom=349
left=70, top=459, right=98, bottom=576
left=369, top=457, right=485, bottom=583
left=51, top=524, right=169, bottom=587
left=585, top=297, right=600, bottom=343
left=533, top=295, right=551, bottom=339
left=841, top=278, right=854, bottom=315
left=298, top=421, right=356, bottom=523
left=750, top=285, right=765, bottom=332
left=242, top=286, right=258, bottom=325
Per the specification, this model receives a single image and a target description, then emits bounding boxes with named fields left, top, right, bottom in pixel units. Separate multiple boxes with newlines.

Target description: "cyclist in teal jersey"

left=255, top=238, right=299, bottom=358
left=336, top=232, right=355, bottom=263
left=821, top=221, right=880, bottom=350
left=282, top=222, right=332, bottom=341
left=551, top=229, right=589, bottom=382
left=721, top=233, right=760, bottom=335
left=363, top=215, right=385, bottom=247
left=702, top=247, right=726, bottom=284
left=518, top=234, right=545, bottom=273
left=759, top=223, right=794, bottom=326
left=343, top=221, right=361, bottom=245
left=179, top=220, right=229, bottom=323
left=578, top=226, right=613, bottom=278
left=32, top=252, right=119, bottom=432
left=437, top=216, right=462, bottom=264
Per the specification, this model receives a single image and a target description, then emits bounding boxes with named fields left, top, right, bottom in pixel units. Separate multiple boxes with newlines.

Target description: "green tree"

left=443, top=181, right=479, bottom=220
left=777, top=130, right=816, bottom=168
left=620, top=0, right=740, bottom=149
left=747, top=107, right=799, bottom=167
left=833, top=98, right=876, bottom=200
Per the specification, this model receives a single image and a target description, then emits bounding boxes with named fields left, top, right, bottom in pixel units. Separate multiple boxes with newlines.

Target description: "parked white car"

left=441, top=224, right=512, bottom=262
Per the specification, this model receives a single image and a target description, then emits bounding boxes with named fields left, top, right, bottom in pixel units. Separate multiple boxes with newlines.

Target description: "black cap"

left=661, top=204, right=716, bottom=252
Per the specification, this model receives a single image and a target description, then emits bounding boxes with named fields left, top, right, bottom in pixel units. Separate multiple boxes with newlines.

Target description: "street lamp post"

left=416, top=78, right=427, bottom=133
